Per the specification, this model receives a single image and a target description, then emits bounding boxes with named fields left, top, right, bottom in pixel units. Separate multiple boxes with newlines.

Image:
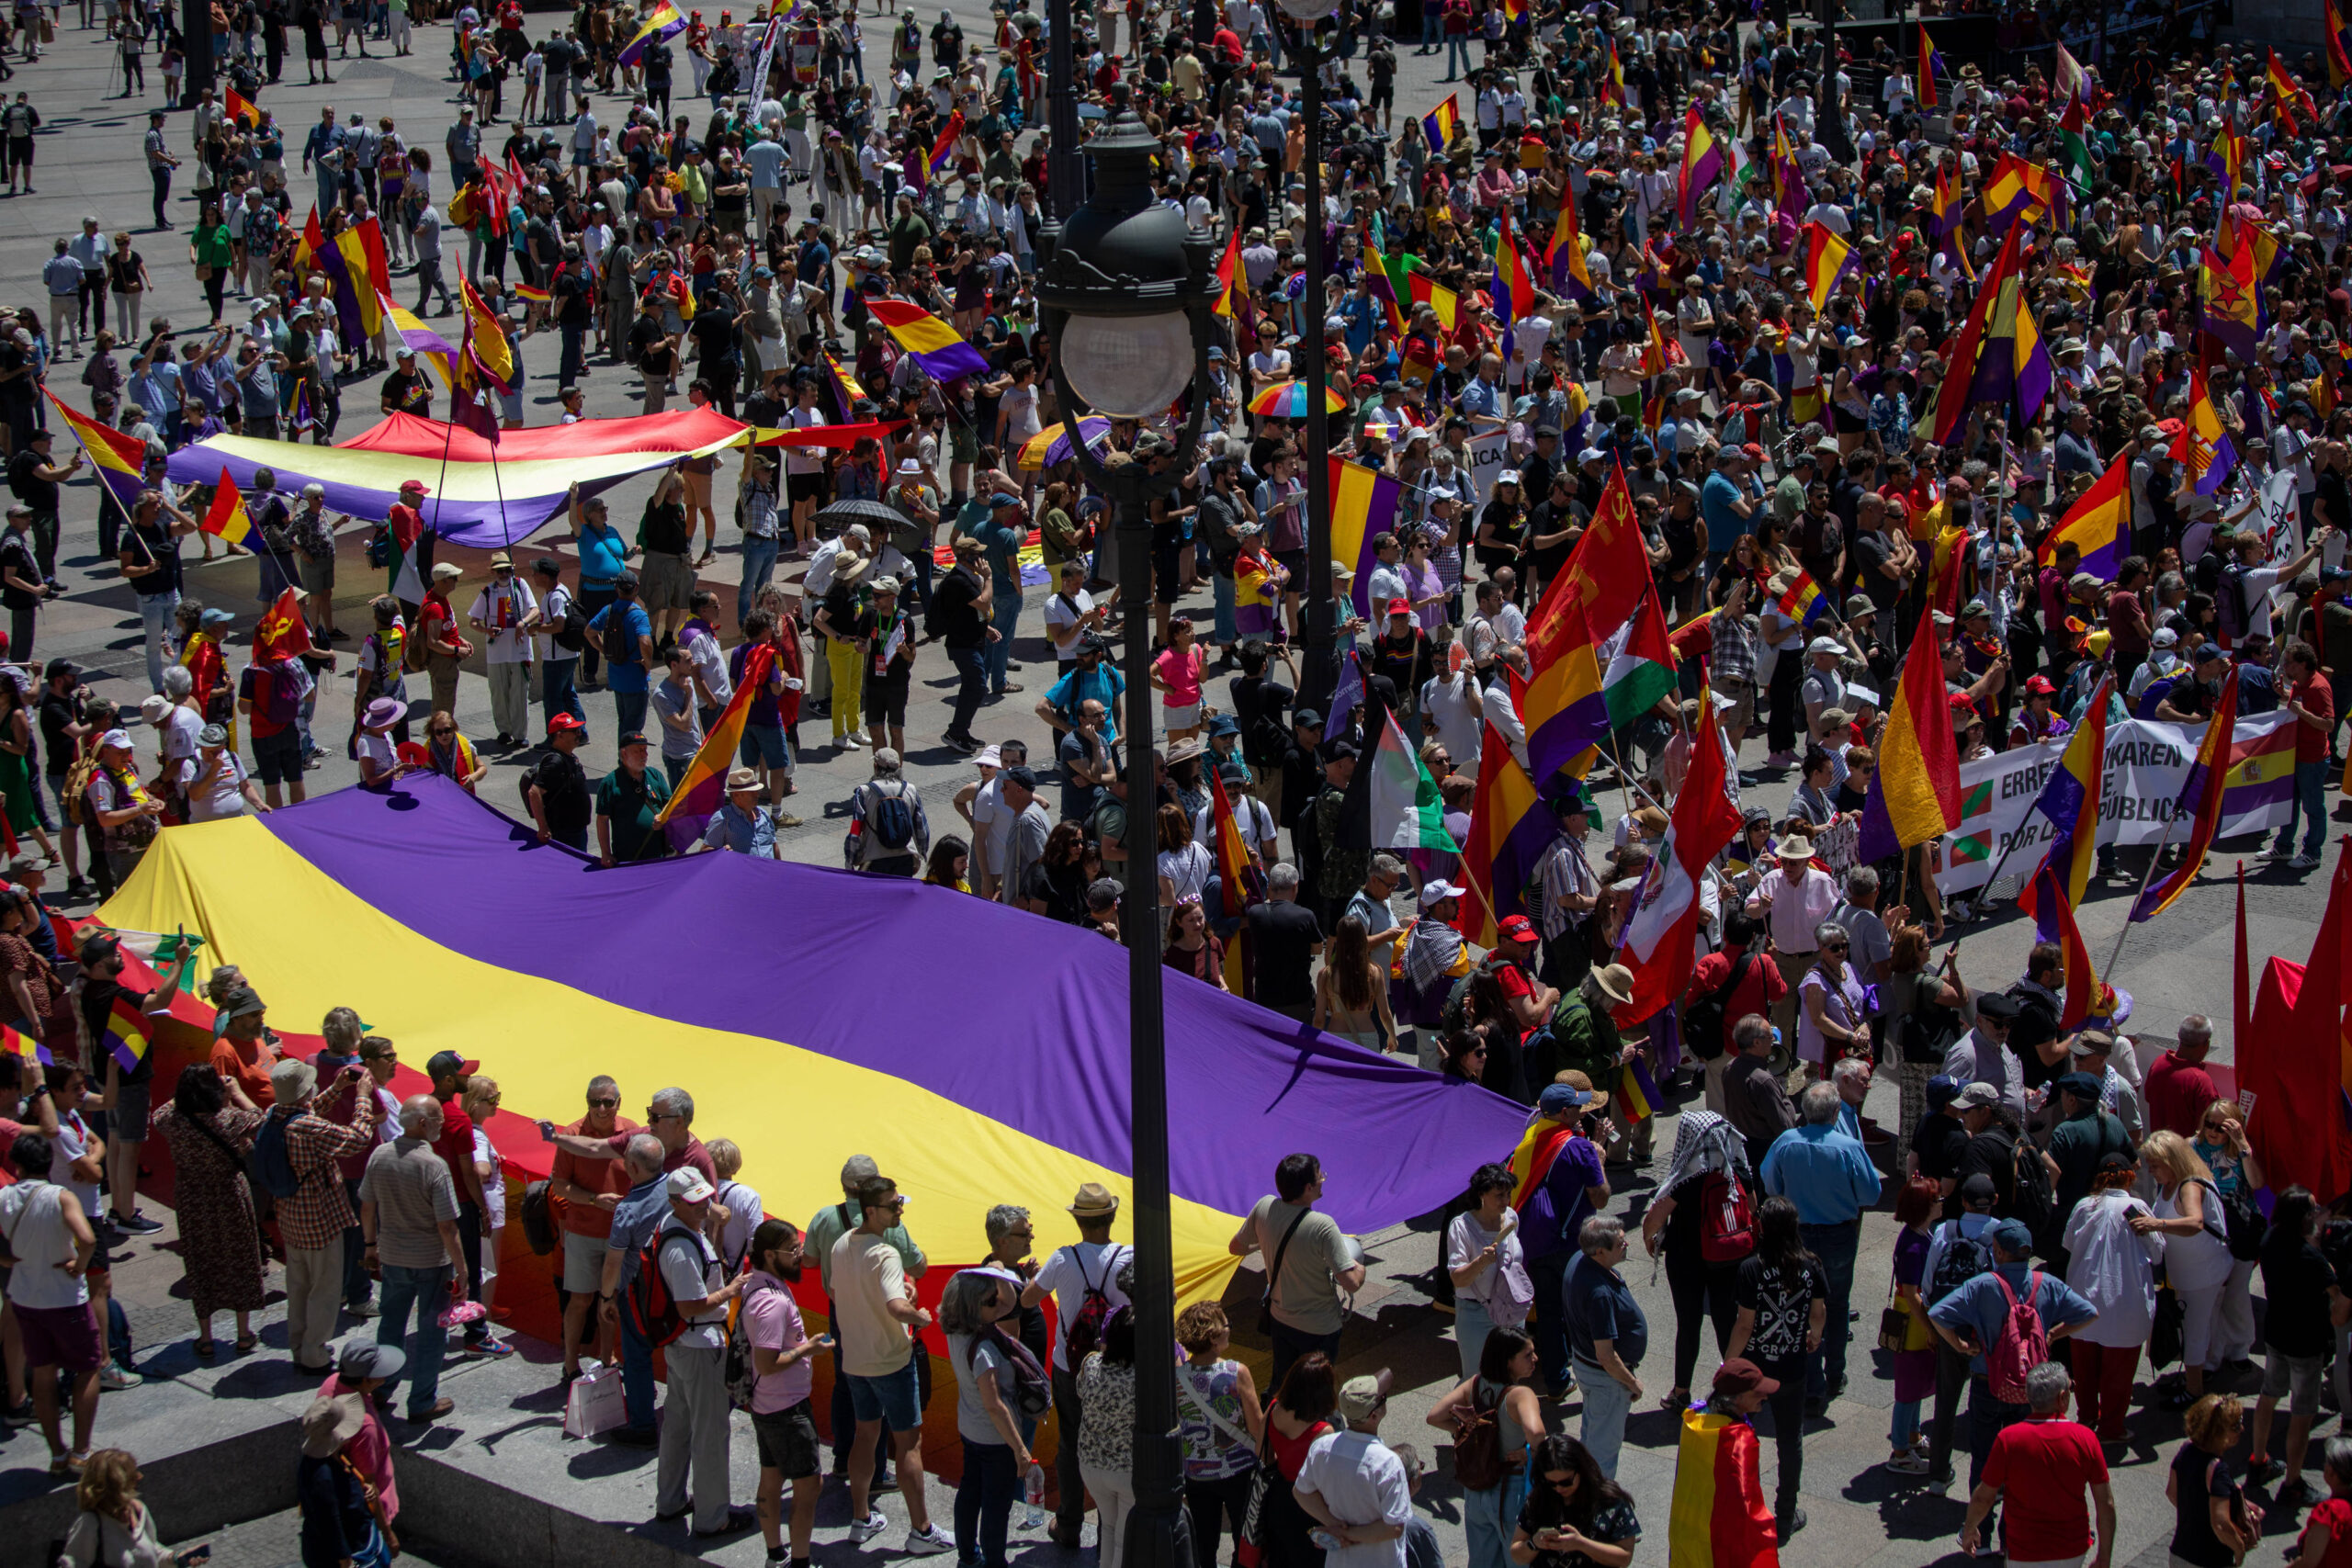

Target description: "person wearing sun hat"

left=355, top=695, right=405, bottom=789
left=1744, top=831, right=1838, bottom=1047
left=698, top=766, right=781, bottom=858
left=298, top=1391, right=386, bottom=1563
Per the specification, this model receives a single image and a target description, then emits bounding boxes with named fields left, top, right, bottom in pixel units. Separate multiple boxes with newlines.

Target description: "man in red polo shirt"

left=1962, top=1360, right=2115, bottom=1568
left=542, top=1085, right=719, bottom=1188
left=548, top=1074, right=639, bottom=1382
left=2145, top=1017, right=2222, bottom=1139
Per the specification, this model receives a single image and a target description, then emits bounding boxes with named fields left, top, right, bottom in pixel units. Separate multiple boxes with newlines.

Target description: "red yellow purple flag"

left=655, top=642, right=775, bottom=848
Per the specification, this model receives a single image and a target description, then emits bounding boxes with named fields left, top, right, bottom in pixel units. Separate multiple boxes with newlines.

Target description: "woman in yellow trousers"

left=814, top=553, right=873, bottom=750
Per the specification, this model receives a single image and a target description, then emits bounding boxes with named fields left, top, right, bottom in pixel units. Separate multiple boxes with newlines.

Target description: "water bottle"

left=1309, top=1529, right=1345, bottom=1553
left=1023, top=1462, right=1046, bottom=1530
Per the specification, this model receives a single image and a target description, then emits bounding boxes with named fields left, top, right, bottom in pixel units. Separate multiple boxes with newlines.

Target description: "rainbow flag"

left=199, top=468, right=254, bottom=547
left=2038, top=450, right=2132, bottom=580
left=1458, top=717, right=1552, bottom=949
left=2029, top=675, right=2109, bottom=908
left=44, top=389, right=149, bottom=521
left=1616, top=1056, right=1661, bottom=1124
left=1422, top=93, right=1461, bottom=154
left=655, top=642, right=775, bottom=850
left=1857, top=562, right=1963, bottom=863
left=1328, top=457, right=1408, bottom=622
left=1772, top=568, right=1830, bottom=627
left=1, top=1020, right=47, bottom=1067
left=1679, top=106, right=1724, bottom=225
left=2132, top=669, right=2240, bottom=922
left=1670, top=1408, right=1779, bottom=1568
left=2019, top=863, right=2103, bottom=1031
left=225, top=86, right=264, bottom=130
left=101, top=993, right=151, bottom=1075
left=1520, top=467, right=1678, bottom=784
left=616, top=1, right=686, bottom=67
left=865, top=298, right=991, bottom=382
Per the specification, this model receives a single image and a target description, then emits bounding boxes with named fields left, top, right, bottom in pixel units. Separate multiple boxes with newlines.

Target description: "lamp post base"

left=1121, top=1433, right=1196, bottom=1568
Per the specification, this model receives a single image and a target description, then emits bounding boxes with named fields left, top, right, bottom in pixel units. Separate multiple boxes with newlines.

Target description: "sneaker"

left=97, top=1364, right=141, bottom=1391
left=5, top=1395, right=36, bottom=1425
left=467, top=1337, right=515, bottom=1358
left=839, top=733, right=865, bottom=750
left=2249, top=1457, right=2288, bottom=1487
left=2294, top=852, right=2323, bottom=870
left=2262, top=844, right=2296, bottom=862
left=344, top=1300, right=377, bottom=1318
left=1883, top=1452, right=1930, bottom=1475
left=111, top=1211, right=164, bottom=1235
left=903, top=1525, right=956, bottom=1555
left=1775, top=1508, right=1805, bottom=1542
left=848, top=1513, right=890, bottom=1544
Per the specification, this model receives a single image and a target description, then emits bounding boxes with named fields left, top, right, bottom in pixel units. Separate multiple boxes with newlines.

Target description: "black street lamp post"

left=1276, top=0, right=1342, bottom=706
left=1034, top=110, right=1221, bottom=1568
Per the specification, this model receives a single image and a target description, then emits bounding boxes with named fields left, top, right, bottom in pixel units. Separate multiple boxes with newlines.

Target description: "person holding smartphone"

left=741, top=1216, right=831, bottom=1564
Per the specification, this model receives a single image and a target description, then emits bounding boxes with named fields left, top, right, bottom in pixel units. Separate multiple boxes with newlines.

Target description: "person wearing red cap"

left=524, top=712, right=593, bottom=852
left=1366, top=597, right=1431, bottom=742
left=2010, top=674, right=2070, bottom=750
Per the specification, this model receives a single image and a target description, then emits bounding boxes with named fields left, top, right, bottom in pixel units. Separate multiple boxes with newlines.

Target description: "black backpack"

left=247, top=1110, right=302, bottom=1200
left=1685, top=948, right=1753, bottom=1062
left=1928, top=1216, right=1992, bottom=1303
left=2007, top=1129, right=2057, bottom=1250
left=552, top=591, right=588, bottom=653
left=519, top=1179, right=559, bottom=1256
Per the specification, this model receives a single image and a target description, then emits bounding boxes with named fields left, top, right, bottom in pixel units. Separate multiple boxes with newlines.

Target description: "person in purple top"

left=1520, top=1081, right=1611, bottom=1400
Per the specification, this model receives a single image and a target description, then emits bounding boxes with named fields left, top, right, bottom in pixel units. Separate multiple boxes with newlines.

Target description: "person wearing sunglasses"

left=1506, top=1432, right=1639, bottom=1568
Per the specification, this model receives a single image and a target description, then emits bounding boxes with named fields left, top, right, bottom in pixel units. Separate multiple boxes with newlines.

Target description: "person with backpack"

left=2132, top=1130, right=2251, bottom=1413
left=1018, top=1182, right=1134, bottom=1551
left=1512, top=1082, right=1611, bottom=1400
left=266, top=1055, right=384, bottom=1372
left=356, top=1095, right=472, bottom=1426
left=1232, top=1152, right=1368, bottom=1400
left=2045, top=1072, right=2134, bottom=1264
left=640, top=1165, right=755, bottom=1538
left=1960, top=1360, right=2116, bottom=1568
left=1423, top=1325, right=1543, bottom=1568
left=1927, top=1217, right=2098, bottom=1513
left=1940, top=989, right=2029, bottom=1123
left=1758, top=1081, right=1880, bottom=1416
left=2059, top=1152, right=2164, bottom=1447
left=528, top=557, right=589, bottom=739
left=846, top=745, right=928, bottom=875
left=1640, top=1108, right=1755, bottom=1416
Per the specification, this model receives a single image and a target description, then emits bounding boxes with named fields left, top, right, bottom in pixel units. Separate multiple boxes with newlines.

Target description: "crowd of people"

left=6, top=0, right=2352, bottom=1560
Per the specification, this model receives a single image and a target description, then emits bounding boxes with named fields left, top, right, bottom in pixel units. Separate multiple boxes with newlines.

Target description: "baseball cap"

left=1335, top=1369, right=1392, bottom=1422
left=1952, top=1082, right=2001, bottom=1109
left=1989, top=1219, right=2035, bottom=1253
left=548, top=712, right=585, bottom=735
left=1538, top=1082, right=1597, bottom=1116
left=1386, top=596, right=1412, bottom=616
left=2053, top=1071, right=2103, bottom=1099
left=425, top=1049, right=479, bottom=1079
left=1497, top=914, right=1537, bottom=942
left=337, top=1339, right=407, bottom=1381
left=667, top=1167, right=717, bottom=1204
left=1418, top=879, right=1465, bottom=908
left=1925, top=1074, right=1962, bottom=1110
left=1959, top=1172, right=2000, bottom=1207
left=1713, top=1358, right=1781, bottom=1398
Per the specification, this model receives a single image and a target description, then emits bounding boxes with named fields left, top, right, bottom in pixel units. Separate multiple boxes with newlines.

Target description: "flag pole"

left=2103, top=810, right=2184, bottom=982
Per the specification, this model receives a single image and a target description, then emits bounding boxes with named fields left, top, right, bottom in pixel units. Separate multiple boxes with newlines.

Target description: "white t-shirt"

left=1044, top=589, right=1096, bottom=661
left=1033, top=1240, right=1134, bottom=1371
left=188, top=749, right=252, bottom=821
left=469, top=580, right=538, bottom=664
left=1421, top=671, right=1484, bottom=770
left=1295, top=1431, right=1410, bottom=1568
left=471, top=1127, right=507, bottom=1231
left=1193, top=795, right=1276, bottom=856
left=1001, top=382, right=1042, bottom=446
left=159, top=705, right=203, bottom=785
left=0, top=1181, right=88, bottom=1310
left=357, top=728, right=397, bottom=778
left=711, top=1177, right=763, bottom=1272
left=970, top=774, right=1007, bottom=875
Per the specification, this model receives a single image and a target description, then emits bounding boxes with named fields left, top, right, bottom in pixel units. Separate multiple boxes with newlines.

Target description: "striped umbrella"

left=1248, top=379, right=1349, bottom=418
left=1017, top=417, right=1114, bottom=471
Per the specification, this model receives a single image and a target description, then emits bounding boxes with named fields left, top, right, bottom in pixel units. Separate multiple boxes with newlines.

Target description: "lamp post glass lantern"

left=1036, top=107, right=1218, bottom=1568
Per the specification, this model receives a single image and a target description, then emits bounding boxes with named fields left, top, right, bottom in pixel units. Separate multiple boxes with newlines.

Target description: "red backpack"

left=1698, top=1169, right=1756, bottom=1264
left=1985, top=1270, right=2050, bottom=1404
left=623, top=1231, right=700, bottom=1349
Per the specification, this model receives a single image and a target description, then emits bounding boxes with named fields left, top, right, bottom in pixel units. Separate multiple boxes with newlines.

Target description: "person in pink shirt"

left=319, top=1339, right=404, bottom=1533
left=1152, top=617, right=1207, bottom=742
left=742, top=1218, right=831, bottom=1565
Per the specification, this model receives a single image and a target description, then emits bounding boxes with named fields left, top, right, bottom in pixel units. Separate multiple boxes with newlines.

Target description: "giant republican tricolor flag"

left=654, top=641, right=775, bottom=850
left=2029, top=674, right=2109, bottom=908
left=96, top=777, right=1528, bottom=1313
left=2132, top=668, right=2241, bottom=922
left=865, top=297, right=992, bottom=382
left=2037, top=449, right=2132, bottom=580
left=1669, top=1407, right=1779, bottom=1568
left=1617, top=685, right=1744, bottom=1022
left=1679, top=105, right=1724, bottom=224
left=165, top=408, right=752, bottom=548
left=1365, top=708, right=1459, bottom=855
left=1856, top=566, right=1964, bottom=863
left=1521, top=466, right=1678, bottom=784
left=1458, top=719, right=1551, bottom=948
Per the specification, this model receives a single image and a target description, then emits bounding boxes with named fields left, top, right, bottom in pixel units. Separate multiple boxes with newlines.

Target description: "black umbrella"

left=814, top=498, right=910, bottom=533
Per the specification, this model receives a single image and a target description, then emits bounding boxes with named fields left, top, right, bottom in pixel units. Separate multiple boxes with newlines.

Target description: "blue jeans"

left=1800, top=1219, right=1860, bottom=1399
left=1419, top=10, right=1440, bottom=45
left=738, top=535, right=779, bottom=626
left=1891, top=1398, right=1921, bottom=1450
left=1443, top=35, right=1472, bottom=76
left=1454, top=1297, right=1495, bottom=1382
left=137, top=589, right=180, bottom=693
left=618, top=1307, right=657, bottom=1436
left=612, top=686, right=648, bottom=737
left=558, top=322, right=585, bottom=389
left=987, top=591, right=1021, bottom=692
left=541, top=656, right=584, bottom=736
left=1460, top=1471, right=1525, bottom=1568
left=1213, top=570, right=1237, bottom=647
left=2277, top=759, right=2328, bottom=858
left=1527, top=1248, right=1572, bottom=1393
left=948, top=645, right=989, bottom=739
left=1574, top=1358, right=1634, bottom=1477
left=1965, top=1376, right=2029, bottom=1490
left=374, top=1262, right=450, bottom=1418
left=955, top=1438, right=1019, bottom=1568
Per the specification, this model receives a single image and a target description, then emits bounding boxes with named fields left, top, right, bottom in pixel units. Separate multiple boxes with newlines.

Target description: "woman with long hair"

left=1162, top=898, right=1227, bottom=991
left=1261, top=1351, right=1338, bottom=1568
left=58, top=1449, right=169, bottom=1568
left=1724, top=1195, right=1825, bottom=1540
left=1426, top=1325, right=1545, bottom=1568
left=1027, top=821, right=1091, bottom=922
left=2133, top=1130, right=2241, bottom=1410
left=923, top=833, right=972, bottom=892
left=1640, top=1110, right=1753, bottom=1414
left=148, top=1060, right=267, bottom=1357
left=1507, top=1432, right=1638, bottom=1568
left=2245, top=1186, right=2332, bottom=1501
left=2061, top=1152, right=2163, bottom=1445
left=1313, top=913, right=1396, bottom=1053
left=940, top=1268, right=1036, bottom=1568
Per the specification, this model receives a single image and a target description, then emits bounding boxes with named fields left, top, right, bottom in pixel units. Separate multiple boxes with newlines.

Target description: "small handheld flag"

left=0, top=1020, right=46, bottom=1066
left=1422, top=93, right=1461, bottom=154
left=199, top=468, right=254, bottom=547
left=101, top=993, right=151, bottom=1076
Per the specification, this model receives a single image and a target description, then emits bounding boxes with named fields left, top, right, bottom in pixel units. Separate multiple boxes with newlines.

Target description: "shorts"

left=740, top=721, right=791, bottom=773
left=251, top=726, right=304, bottom=787
left=1164, top=702, right=1199, bottom=731
left=2262, top=1349, right=2325, bottom=1416
left=113, top=1077, right=152, bottom=1144
left=1272, top=548, right=1307, bottom=589
left=562, top=1227, right=610, bottom=1293
left=752, top=1397, right=822, bottom=1476
left=843, top=1358, right=922, bottom=1428
left=786, top=472, right=826, bottom=506
left=1724, top=685, right=1756, bottom=736
left=864, top=676, right=909, bottom=729
left=639, top=550, right=694, bottom=613
left=16, top=1300, right=103, bottom=1372
left=300, top=554, right=335, bottom=599
left=949, top=424, right=979, bottom=466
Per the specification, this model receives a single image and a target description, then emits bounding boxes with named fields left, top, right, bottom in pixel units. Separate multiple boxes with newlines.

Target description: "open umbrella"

left=814, top=497, right=910, bottom=533
left=1248, top=379, right=1349, bottom=418
left=1017, top=417, right=1114, bottom=471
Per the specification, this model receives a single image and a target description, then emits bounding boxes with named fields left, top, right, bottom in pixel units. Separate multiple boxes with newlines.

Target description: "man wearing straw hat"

left=700, top=767, right=780, bottom=858
left=1744, top=833, right=1836, bottom=1053
left=1021, top=1182, right=1133, bottom=1550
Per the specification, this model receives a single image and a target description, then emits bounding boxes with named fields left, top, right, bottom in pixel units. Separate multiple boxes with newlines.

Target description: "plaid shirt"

left=1710, top=608, right=1758, bottom=690
left=277, top=1106, right=381, bottom=1252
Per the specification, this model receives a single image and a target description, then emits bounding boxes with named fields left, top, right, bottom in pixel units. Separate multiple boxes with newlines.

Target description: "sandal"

left=193, top=1338, right=217, bottom=1359
left=1660, top=1389, right=1690, bottom=1412
left=233, top=1335, right=258, bottom=1355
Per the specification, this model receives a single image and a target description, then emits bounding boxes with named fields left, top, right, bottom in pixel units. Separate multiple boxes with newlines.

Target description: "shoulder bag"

left=1255, top=1206, right=1310, bottom=1337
